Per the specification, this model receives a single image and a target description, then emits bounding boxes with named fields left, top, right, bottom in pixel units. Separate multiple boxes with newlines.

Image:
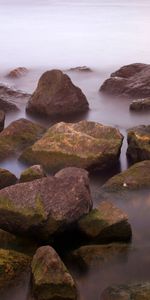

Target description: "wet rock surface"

left=0, top=168, right=17, bottom=189
left=0, top=167, right=92, bottom=240
left=100, top=63, right=150, bottom=98
left=0, top=83, right=30, bottom=110
left=0, top=118, right=45, bottom=161
left=20, top=120, right=123, bottom=172
left=78, top=201, right=132, bottom=243
left=0, top=110, right=5, bottom=132
left=127, top=125, right=150, bottom=163
left=101, top=282, right=150, bottom=300
left=32, top=246, right=77, bottom=300
left=19, top=164, right=46, bottom=183
left=26, top=69, right=89, bottom=117
left=130, top=97, right=150, bottom=111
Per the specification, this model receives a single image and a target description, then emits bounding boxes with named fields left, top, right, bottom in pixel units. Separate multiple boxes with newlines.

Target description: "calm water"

left=0, top=1, right=150, bottom=299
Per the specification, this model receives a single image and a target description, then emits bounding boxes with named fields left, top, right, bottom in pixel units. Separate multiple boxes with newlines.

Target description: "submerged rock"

left=69, top=66, right=92, bottom=72
left=32, top=246, right=77, bottom=300
left=0, top=248, right=30, bottom=291
left=20, top=120, right=123, bottom=172
left=127, top=125, right=150, bottom=163
left=100, top=63, right=150, bottom=98
left=0, top=84, right=30, bottom=110
left=0, top=97, right=18, bottom=112
left=0, top=118, right=45, bottom=161
left=78, top=201, right=132, bottom=243
left=100, top=161, right=150, bottom=192
left=130, top=97, right=150, bottom=111
left=71, top=243, right=130, bottom=268
left=0, top=167, right=92, bottom=240
left=101, top=282, right=150, bottom=300
left=0, top=110, right=5, bottom=132
left=19, top=165, right=46, bottom=183
left=0, top=168, right=17, bottom=189
left=6, top=67, right=28, bottom=79
left=26, top=69, right=89, bottom=117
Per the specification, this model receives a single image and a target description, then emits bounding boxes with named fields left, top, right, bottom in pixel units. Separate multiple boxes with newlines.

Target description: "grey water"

left=0, top=0, right=150, bottom=299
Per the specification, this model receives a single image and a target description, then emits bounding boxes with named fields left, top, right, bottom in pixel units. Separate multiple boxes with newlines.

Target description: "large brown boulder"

left=20, top=120, right=123, bottom=172
left=0, top=110, right=5, bottom=132
left=0, top=168, right=17, bottom=189
left=0, top=167, right=92, bottom=240
left=32, top=246, right=77, bottom=300
left=100, top=63, right=150, bottom=98
left=101, top=283, right=150, bottom=300
left=127, top=125, right=150, bottom=163
left=26, top=69, right=89, bottom=117
left=0, top=118, right=45, bottom=161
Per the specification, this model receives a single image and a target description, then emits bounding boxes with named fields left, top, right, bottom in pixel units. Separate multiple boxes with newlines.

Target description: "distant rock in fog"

left=6, top=67, right=28, bottom=79
left=100, top=63, right=150, bottom=99
left=26, top=69, right=89, bottom=118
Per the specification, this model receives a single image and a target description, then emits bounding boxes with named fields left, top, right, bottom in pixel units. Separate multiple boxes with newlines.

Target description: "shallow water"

left=0, top=0, right=150, bottom=299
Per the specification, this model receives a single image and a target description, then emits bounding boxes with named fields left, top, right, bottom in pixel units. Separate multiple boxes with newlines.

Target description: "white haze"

left=0, top=0, right=150, bottom=71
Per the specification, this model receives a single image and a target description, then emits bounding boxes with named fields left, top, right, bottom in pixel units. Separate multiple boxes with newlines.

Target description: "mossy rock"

left=0, top=110, right=5, bottom=132
left=19, top=165, right=46, bottom=183
left=32, top=246, right=77, bottom=300
left=127, top=125, right=150, bottom=163
left=0, top=118, right=45, bottom=161
left=100, top=160, right=150, bottom=193
left=20, top=120, right=123, bottom=172
left=0, top=168, right=17, bottom=189
left=101, top=282, right=150, bottom=300
left=0, top=248, right=31, bottom=291
left=78, top=201, right=132, bottom=243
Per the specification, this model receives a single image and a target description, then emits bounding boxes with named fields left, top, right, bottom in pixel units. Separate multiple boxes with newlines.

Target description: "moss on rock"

left=19, top=165, right=46, bottom=183
left=0, top=168, right=17, bottom=189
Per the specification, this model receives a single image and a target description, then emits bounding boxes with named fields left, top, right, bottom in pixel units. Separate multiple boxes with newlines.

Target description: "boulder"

left=78, top=201, right=132, bottom=243
left=0, top=168, right=17, bottom=189
left=0, top=248, right=30, bottom=290
left=100, top=63, right=150, bottom=98
left=20, top=120, right=123, bottom=172
left=6, top=67, right=28, bottom=79
left=0, top=83, right=30, bottom=111
left=100, top=161, right=150, bottom=193
left=130, top=97, right=150, bottom=111
left=0, top=118, right=45, bottom=161
left=0, top=167, right=92, bottom=240
left=69, top=66, right=92, bottom=72
left=101, top=282, right=150, bottom=300
left=127, top=125, right=150, bottom=163
left=31, top=246, right=77, bottom=300
left=71, top=243, right=130, bottom=268
left=0, top=110, right=5, bottom=132
left=19, top=165, right=46, bottom=183
left=26, top=69, right=89, bottom=117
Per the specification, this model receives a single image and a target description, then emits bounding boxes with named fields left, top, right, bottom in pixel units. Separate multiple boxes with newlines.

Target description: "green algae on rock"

left=0, top=248, right=30, bottom=291
left=78, top=201, right=132, bottom=243
left=0, top=168, right=17, bottom=189
left=127, top=125, right=150, bottom=163
left=19, top=165, right=46, bottom=183
left=0, top=167, right=92, bottom=240
left=0, top=118, right=45, bottom=161
left=32, top=246, right=77, bottom=300
left=101, top=282, right=150, bottom=300
left=20, top=120, right=123, bottom=172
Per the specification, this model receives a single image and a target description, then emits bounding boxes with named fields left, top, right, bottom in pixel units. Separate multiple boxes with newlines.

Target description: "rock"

left=71, top=243, right=130, bottom=268
left=100, top=63, right=150, bottom=98
left=6, top=67, right=28, bottom=79
left=0, top=248, right=30, bottom=290
left=0, top=110, right=5, bottom=131
left=19, top=165, right=46, bottom=183
left=0, top=168, right=17, bottom=189
left=78, top=201, right=132, bottom=243
left=69, top=66, right=92, bottom=72
left=0, top=167, right=92, bottom=240
left=26, top=69, right=89, bottom=117
left=0, top=83, right=30, bottom=111
left=127, top=125, right=150, bottom=163
left=100, top=161, right=150, bottom=193
left=101, top=282, right=150, bottom=300
left=20, top=120, right=123, bottom=172
left=0, top=118, right=45, bottom=161
left=32, top=246, right=77, bottom=300
left=130, top=97, right=150, bottom=111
